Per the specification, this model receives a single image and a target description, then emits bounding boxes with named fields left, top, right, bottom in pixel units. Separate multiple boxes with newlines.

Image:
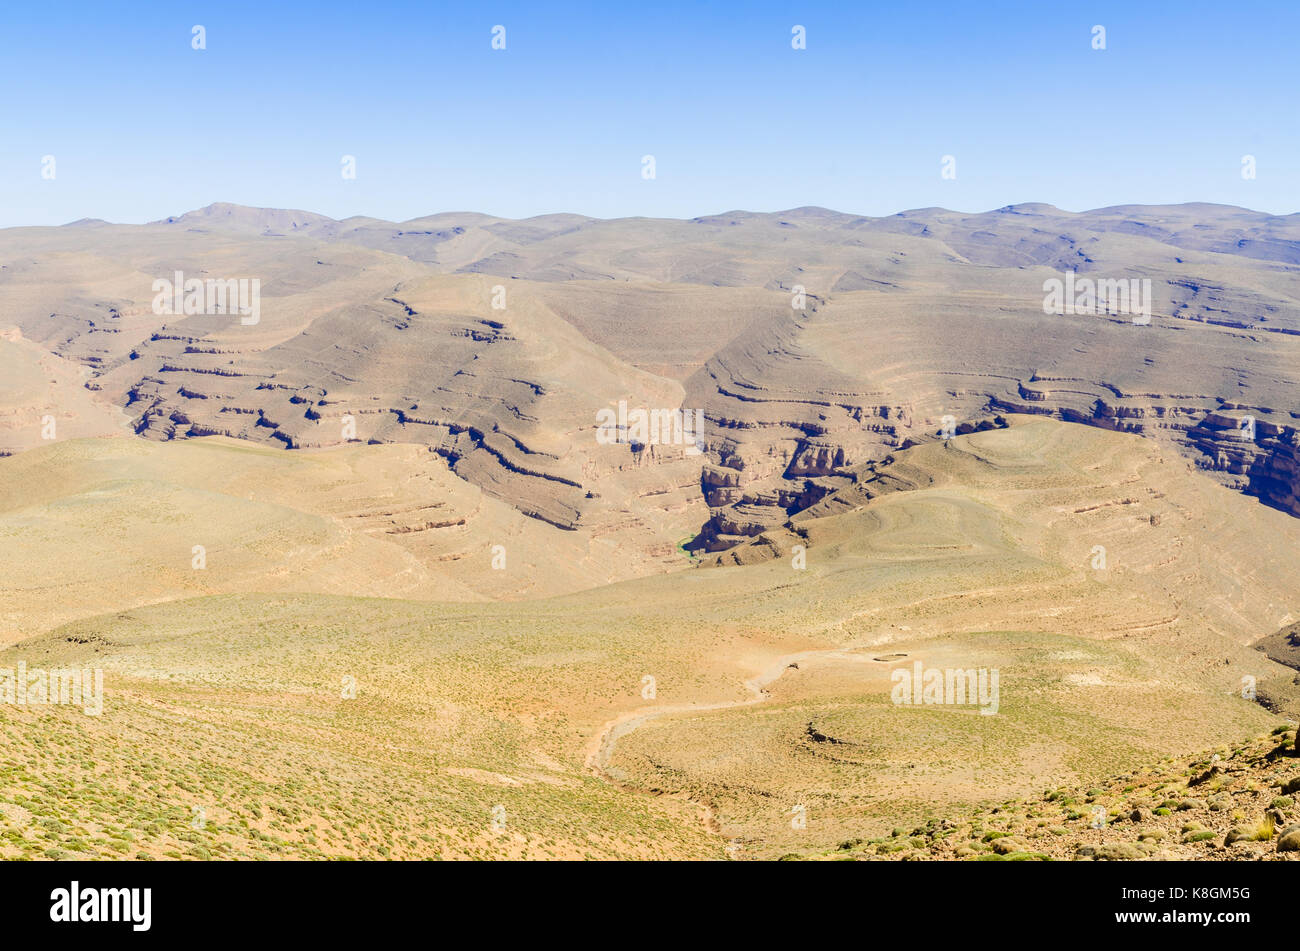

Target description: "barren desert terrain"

left=1, top=203, right=1298, bottom=859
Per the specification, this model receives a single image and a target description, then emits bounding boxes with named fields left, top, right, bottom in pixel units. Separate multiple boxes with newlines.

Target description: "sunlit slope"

left=0, top=225, right=708, bottom=546
left=796, top=727, right=1300, bottom=862
left=0, top=594, right=726, bottom=860
left=0, top=438, right=476, bottom=641
left=1, top=419, right=1295, bottom=859
left=600, top=419, right=1300, bottom=856
left=0, top=331, right=129, bottom=453
left=718, top=416, right=1298, bottom=648
left=0, top=433, right=699, bottom=642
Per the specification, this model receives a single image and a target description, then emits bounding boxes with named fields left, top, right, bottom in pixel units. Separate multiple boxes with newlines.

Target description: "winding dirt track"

left=583, top=647, right=870, bottom=846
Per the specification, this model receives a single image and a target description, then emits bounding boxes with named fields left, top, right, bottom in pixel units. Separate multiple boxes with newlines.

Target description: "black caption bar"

left=0, top=859, right=1285, bottom=939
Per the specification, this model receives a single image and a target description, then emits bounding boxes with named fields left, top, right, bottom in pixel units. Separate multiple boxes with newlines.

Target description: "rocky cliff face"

left=688, top=345, right=1300, bottom=549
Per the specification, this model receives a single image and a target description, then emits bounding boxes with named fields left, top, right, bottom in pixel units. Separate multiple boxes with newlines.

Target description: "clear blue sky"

left=3, top=0, right=1296, bottom=226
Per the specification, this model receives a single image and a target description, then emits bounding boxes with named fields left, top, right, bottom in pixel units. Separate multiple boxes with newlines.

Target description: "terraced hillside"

left=3, top=202, right=1299, bottom=559
left=0, top=227, right=700, bottom=546
left=0, top=433, right=703, bottom=642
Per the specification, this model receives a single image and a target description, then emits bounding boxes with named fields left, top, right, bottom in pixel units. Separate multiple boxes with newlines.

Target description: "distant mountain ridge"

left=124, top=199, right=1294, bottom=231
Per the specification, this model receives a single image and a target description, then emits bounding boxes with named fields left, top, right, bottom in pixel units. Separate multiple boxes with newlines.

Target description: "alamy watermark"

left=50, top=881, right=150, bottom=931
left=890, top=660, right=999, bottom=715
left=1043, top=271, right=1151, bottom=324
left=0, top=662, right=103, bottom=715
left=595, top=401, right=704, bottom=454
left=152, top=270, right=261, bottom=325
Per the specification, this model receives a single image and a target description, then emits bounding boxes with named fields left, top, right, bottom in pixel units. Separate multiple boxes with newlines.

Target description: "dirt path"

left=583, top=646, right=874, bottom=846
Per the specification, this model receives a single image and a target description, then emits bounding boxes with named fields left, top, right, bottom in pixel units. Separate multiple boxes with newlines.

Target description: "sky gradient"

left=2, top=0, right=1297, bottom=226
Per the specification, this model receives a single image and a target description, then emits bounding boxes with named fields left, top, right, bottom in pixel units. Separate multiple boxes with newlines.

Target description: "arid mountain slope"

left=596, top=419, right=1300, bottom=855
left=3, top=202, right=1298, bottom=559
left=797, top=728, right=1300, bottom=861
left=0, top=328, right=129, bottom=453
left=2, top=420, right=1296, bottom=859
left=0, top=432, right=706, bottom=643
